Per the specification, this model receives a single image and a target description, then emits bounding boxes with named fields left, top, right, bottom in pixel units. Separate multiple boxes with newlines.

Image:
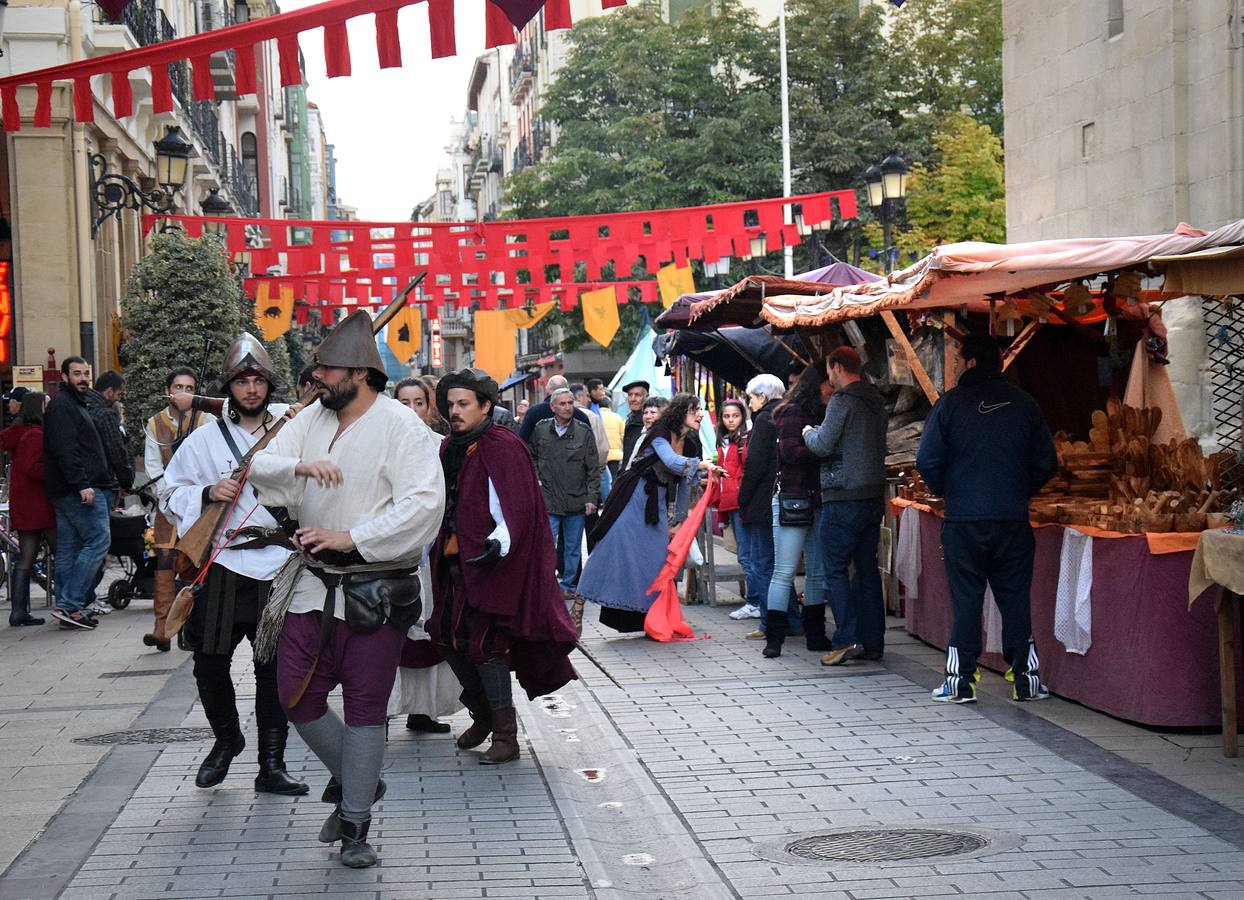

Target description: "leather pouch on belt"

left=341, top=569, right=422, bottom=635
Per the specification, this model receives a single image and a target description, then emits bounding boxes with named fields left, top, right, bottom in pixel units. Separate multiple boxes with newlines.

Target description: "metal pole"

left=779, top=0, right=794, bottom=278
left=881, top=206, right=893, bottom=275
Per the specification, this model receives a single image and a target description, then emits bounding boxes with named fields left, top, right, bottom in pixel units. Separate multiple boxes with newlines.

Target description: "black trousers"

left=941, top=520, right=1040, bottom=682
left=188, top=570, right=285, bottom=738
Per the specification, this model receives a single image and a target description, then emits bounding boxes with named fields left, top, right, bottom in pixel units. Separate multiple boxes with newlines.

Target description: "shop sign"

left=430, top=317, right=442, bottom=368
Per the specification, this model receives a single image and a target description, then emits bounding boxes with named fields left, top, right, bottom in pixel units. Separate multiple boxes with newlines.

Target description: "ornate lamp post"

left=200, top=189, right=233, bottom=236
left=90, top=126, right=193, bottom=238
left=864, top=150, right=909, bottom=273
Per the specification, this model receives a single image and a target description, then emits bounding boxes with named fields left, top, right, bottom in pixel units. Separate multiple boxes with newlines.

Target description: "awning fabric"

left=693, top=220, right=1244, bottom=329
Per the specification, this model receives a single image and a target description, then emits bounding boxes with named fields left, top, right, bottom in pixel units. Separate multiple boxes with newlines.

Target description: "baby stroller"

left=106, top=482, right=159, bottom=610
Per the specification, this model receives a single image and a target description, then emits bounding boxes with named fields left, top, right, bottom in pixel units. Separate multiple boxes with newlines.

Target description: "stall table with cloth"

left=894, top=499, right=1243, bottom=728
left=1189, top=529, right=1244, bottom=756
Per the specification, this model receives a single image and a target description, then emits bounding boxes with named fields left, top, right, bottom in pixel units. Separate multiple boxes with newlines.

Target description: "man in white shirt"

left=248, top=310, right=445, bottom=869
left=160, top=335, right=307, bottom=797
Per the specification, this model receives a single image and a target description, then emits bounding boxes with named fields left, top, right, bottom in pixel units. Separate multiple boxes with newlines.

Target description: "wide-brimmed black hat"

left=436, top=368, right=501, bottom=418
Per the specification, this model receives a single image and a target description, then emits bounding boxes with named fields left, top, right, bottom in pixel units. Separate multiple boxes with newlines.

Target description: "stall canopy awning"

left=652, top=327, right=807, bottom=388
left=1151, top=245, right=1244, bottom=296
left=670, top=262, right=879, bottom=331
left=694, top=220, right=1244, bottom=329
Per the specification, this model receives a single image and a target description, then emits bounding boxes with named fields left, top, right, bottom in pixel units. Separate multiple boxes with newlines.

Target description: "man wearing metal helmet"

left=248, top=310, right=445, bottom=869
left=427, top=368, right=579, bottom=767
left=160, top=333, right=308, bottom=797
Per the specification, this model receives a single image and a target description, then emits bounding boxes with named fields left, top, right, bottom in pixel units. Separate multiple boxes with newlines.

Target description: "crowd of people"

left=1, top=318, right=1060, bottom=867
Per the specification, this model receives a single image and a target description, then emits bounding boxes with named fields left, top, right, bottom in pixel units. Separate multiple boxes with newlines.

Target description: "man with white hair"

left=517, top=374, right=591, bottom=444
left=730, top=374, right=787, bottom=627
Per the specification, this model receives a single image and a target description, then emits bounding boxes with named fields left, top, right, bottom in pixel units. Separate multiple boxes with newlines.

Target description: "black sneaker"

left=53, top=609, right=97, bottom=630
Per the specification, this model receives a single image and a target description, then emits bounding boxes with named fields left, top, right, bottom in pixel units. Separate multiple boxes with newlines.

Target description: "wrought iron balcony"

left=508, top=49, right=534, bottom=104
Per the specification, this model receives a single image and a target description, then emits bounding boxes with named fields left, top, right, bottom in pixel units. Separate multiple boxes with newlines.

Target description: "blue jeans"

left=821, top=497, right=885, bottom=653
left=767, top=496, right=827, bottom=615
left=548, top=513, right=585, bottom=590
left=52, top=489, right=112, bottom=613
left=735, top=517, right=772, bottom=611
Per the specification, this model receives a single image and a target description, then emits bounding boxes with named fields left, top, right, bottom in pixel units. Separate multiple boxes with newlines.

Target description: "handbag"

left=340, top=568, right=422, bottom=635
left=777, top=491, right=814, bottom=527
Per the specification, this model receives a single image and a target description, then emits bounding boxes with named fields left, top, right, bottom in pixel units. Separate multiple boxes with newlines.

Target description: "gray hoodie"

left=803, top=380, right=888, bottom=502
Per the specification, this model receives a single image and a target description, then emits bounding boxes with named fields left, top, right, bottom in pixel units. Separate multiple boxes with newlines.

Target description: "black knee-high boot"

left=9, top=569, right=43, bottom=626
left=763, top=611, right=788, bottom=659
left=252, top=657, right=308, bottom=795
left=194, top=653, right=245, bottom=788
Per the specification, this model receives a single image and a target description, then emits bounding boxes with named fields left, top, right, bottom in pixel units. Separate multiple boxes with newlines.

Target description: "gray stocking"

left=340, top=724, right=386, bottom=825
left=293, top=710, right=345, bottom=779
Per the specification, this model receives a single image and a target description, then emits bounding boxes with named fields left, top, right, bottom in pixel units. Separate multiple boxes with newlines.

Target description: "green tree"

left=863, top=112, right=1006, bottom=264
left=508, top=0, right=779, bottom=352
left=119, top=232, right=250, bottom=432
left=887, top=0, right=1004, bottom=149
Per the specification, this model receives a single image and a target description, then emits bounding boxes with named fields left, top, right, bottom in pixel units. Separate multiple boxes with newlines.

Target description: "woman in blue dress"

left=574, top=394, right=726, bottom=633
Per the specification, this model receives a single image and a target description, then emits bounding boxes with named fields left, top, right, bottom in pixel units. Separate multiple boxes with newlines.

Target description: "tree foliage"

left=888, top=0, right=1004, bottom=147
left=119, top=232, right=290, bottom=432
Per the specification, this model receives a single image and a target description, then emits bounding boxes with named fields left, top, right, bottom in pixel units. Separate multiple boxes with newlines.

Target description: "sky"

left=284, top=0, right=487, bottom=221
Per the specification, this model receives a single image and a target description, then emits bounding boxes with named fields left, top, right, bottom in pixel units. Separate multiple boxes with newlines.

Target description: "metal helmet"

left=216, top=332, right=282, bottom=393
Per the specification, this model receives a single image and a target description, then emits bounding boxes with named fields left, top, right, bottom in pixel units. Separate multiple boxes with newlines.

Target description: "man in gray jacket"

left=530, top=388, right=600, bottom=590
left=802, top=347, right=889, bottom=665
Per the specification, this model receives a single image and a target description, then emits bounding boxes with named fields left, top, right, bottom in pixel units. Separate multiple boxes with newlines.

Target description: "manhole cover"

left=786, top=829, right=988, bottom=863
left=74, top=727, right=215, bottom=746
left=98, top=669, right=177, bottom=679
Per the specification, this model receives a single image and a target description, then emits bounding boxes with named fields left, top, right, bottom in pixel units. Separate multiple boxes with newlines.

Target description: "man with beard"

left=143, top=366, right=215, bottom=652
left=160, top=335, right=308, bottom=797
left=620, top=379, right=650, bottom=465
left=249, top=310, right=444, bottom=868
left=43, top=356, right=113, bottom=629
left=428, top=368, right=578, bottom=766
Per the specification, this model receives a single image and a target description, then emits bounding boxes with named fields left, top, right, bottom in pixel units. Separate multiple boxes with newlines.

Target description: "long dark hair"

left=651, top=392, right=700, bottom=442
left=19, top=392, right=46, bottom=426
left=776, top=361, right=828, bottom=422
left=716, top=399, right=748, bottom=447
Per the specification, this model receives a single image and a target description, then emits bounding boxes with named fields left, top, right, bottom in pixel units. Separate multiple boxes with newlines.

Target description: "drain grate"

left=786, top=829, right=988, bottom=863
left=74, top=727, right=215, bottom=746
left=98, top=669, right=177, bottom=679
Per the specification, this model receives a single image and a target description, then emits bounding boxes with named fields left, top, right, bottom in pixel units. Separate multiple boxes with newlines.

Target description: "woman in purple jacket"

left=763, top=364, right=832, bottom=658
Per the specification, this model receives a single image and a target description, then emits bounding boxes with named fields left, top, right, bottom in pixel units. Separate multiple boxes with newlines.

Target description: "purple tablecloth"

left=905, top=509, right=1242, bottom=727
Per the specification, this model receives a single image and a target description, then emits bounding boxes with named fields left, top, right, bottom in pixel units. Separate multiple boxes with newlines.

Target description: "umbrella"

left=652, top=326, right=806, bottom=388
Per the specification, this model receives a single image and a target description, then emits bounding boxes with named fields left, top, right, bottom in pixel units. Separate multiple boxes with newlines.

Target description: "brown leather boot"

left=479, top=708, right=519, bottom=765
left=142, top=569, right=176, bottom=652
left=455, top=694, right=493, bottom=750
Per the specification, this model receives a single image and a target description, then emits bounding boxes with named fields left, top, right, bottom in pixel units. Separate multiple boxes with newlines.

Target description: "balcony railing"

left=508, top=48, right=534, bottom=102
left=222, top=142, right=259, bottom=216
left=106, top=0, right=176, bottom=46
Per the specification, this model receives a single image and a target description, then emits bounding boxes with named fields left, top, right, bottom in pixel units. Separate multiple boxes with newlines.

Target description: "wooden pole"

left=942, top=310, right=958, bottom=391
left=1001, top=320, right=1044, bottom=372
left=880, top=310, right=939, bottom=405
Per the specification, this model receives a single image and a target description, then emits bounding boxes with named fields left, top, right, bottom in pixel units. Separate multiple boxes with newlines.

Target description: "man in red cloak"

left=427, top=368, right=579, bottom=765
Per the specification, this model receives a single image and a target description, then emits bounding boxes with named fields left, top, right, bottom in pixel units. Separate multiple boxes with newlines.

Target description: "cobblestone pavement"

left=4, top=599, right=1244, bottom=899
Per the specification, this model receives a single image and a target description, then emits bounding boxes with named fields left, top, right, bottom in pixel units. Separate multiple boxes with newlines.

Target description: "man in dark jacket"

left=916, top=334, right=1058, bottom=704
left=43, top=356, right=114, bottom=630
left=83, top=370, right=134, bottom=492
left=733, top=375, right=786, bottom=626
left=805, top=347, right=889, bottom=665
left=530, top=389, right=600, bottom=590
left=619, top=379, right=650, bottom=464
left=517, top=374, right=591, bottom=444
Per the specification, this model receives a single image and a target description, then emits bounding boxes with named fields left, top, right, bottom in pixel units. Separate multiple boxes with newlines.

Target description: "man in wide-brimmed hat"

left=427, top=368, right=578, bottom=766
left=248, top=310, right=445, bottom=868
left=160, top=333, right=306, bottom=797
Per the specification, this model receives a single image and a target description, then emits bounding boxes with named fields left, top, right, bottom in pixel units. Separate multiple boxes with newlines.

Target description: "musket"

left=174, top=274, right=426, bottom=574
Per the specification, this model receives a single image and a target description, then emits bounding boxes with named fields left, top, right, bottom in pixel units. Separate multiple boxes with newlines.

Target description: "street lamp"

left=200, top=189, right=232, bottom=236
left=865, top=150, right=908, bottom=273
left=90, top=126, right=194, bottom=238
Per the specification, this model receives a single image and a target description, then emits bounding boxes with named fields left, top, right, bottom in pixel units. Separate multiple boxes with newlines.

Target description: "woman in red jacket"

left=713, top=400, right=755, bottom=620
left=2, top=392, right=54, bottom=626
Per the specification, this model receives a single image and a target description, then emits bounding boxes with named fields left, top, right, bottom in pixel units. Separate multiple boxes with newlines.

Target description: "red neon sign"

left=0, top=262, right=11, bottom=365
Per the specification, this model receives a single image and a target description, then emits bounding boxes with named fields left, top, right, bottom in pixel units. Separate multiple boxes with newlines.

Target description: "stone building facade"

left=1002, top=0, right=1244, bottom=447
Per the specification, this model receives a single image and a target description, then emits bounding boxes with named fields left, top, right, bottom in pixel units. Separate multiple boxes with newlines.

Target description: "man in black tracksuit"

left=916, top=334, right=1058, bottom=704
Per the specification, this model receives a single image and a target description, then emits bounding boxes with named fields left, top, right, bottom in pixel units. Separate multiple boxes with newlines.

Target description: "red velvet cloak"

left=427, top=424, right=579, bottom=699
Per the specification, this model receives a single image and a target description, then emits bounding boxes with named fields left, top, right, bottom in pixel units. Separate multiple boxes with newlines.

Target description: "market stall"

left=689, top=221, right=1244, bottom=727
